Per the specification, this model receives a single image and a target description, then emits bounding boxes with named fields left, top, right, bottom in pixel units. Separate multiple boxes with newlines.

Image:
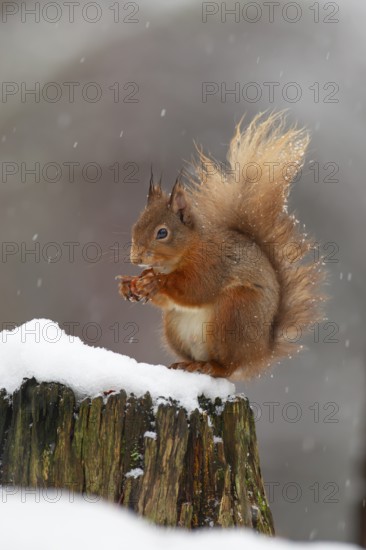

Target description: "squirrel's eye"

left=156, top=227, right=168, bottom=240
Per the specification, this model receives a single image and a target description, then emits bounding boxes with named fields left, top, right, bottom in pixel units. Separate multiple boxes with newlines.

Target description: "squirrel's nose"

left=130, top=241, right=143, bottom=265
left=130, top=244, right=152, bottom=265
left=130, top=254, right=142, bottom=265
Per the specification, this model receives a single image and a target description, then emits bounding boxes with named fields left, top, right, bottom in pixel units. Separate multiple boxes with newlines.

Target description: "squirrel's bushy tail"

left=188, top=111, right=325, bottom=363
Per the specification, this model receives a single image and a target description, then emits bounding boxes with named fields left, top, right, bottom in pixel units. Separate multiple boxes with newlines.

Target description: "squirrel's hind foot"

left=169, top=360, right=227, bottom=378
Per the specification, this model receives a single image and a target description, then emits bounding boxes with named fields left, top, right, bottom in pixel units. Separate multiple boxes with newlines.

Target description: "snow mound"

left=0, top=489, right=358, bottom=550
left=0, top=319, right=235, bottom=412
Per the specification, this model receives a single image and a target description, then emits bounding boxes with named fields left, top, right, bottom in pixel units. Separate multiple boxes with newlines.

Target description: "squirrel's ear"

left=169, top=176, right=193, bottom=226
left=147, top=167, right=162, bottom=205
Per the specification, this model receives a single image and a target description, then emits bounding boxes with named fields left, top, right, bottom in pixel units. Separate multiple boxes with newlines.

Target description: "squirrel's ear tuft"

left=169, top=175, right=193, bottom=226
left=147, top=167, right=162, bottom=205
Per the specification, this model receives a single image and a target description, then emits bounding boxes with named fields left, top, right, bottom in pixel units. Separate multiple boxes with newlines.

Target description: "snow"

left=144, top=431, right=157, bottom=440
left=125, top=468, right=144, bottom=479
left=0, top=489, right=358, bottom=550
left=0, top=319, right=235, bottom=412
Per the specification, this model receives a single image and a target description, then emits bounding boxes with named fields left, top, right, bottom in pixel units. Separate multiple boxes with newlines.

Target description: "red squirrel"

left=118, top=112, right=325, bottom=379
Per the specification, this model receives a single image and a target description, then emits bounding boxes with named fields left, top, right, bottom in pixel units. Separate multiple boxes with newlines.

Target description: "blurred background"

left=1, top=0, right=365, bottom=544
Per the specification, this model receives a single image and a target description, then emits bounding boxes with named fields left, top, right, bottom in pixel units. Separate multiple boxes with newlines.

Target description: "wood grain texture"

left=0, top=377, right=274, bottom=534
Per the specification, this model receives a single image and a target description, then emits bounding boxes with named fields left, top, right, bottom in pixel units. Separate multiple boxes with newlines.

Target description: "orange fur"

left=118, top=112, right=326, bottom=379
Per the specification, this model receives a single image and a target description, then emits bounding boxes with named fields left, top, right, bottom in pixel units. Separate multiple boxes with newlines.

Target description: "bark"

left=0, top=377, right=274, bottom=533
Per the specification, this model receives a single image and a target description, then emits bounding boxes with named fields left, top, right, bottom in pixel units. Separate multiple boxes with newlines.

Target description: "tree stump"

left=0, top=377, right=274, bottom=533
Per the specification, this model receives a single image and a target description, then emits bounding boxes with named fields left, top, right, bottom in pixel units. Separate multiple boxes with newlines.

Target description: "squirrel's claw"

left=118, top=275, right=140, bottom=302
left=134, top=270, right=160, bottom=300
left=117, top=271, right=158, bottom=303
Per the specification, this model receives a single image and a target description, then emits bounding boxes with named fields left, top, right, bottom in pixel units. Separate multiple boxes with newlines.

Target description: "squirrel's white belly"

left=169, top=304, right=212, bottom=361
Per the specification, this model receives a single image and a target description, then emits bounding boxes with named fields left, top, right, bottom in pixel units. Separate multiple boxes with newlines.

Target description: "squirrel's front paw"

left=117, top=275, right=141, bottom=302
left=134, top=268, right=160, bottom=302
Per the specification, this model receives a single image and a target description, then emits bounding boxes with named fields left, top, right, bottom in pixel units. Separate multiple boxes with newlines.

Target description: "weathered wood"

left=0, top=377, right=274, bottom=533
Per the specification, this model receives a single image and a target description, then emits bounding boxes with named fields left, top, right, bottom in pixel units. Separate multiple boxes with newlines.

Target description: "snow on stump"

left=0, top=319, right=274, bottom=533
